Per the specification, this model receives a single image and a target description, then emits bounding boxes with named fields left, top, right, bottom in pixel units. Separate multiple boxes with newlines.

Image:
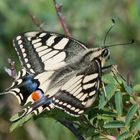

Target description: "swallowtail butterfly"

left=4, top=31, right=111, bottom=121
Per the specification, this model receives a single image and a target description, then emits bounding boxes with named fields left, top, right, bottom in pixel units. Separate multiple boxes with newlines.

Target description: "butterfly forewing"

left=13, top=31, right=87, bottom=74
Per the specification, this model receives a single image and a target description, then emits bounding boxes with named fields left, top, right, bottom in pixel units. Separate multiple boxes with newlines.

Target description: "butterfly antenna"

left=103, top=18, right=134, bottom=48
left=103, top=18, right=116, bottom=46
left=0, top=92, right=8, bottom=95
left=105, top=39, right=134, bottom=48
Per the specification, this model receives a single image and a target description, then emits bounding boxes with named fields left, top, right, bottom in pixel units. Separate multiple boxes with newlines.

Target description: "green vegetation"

left=0, top=0, right=140, bottom=140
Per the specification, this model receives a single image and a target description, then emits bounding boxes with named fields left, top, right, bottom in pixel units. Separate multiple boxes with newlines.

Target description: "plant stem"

left=53, top=0, right=72, bottom=37
left=57, top=118, right=85, bottom=140
left=29, top=13, right=44, bottom=31
left=5, top=58, right=17, bottom=79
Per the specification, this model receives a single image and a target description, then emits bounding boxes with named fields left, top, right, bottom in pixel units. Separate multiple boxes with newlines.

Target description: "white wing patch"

left=21, top=48, right=25, bottom=53
left=41, top=50, right=59, bottom=61
left=83, top=82, right=96, bottom=90
left=53, top=38, right=69, bottom=50
left=35, top=71, right=54, bottom=93
left=25, top=32, right=38, bottom=37
left=38, top=48, right=52, bottom=57
left=44, top=52, right=67, bottom=70
left=46, top=36, right=57, bottom=46
left=32, top=38, right=41, bottom=44
left=35, top=71, right=54, bottom=84
left=80, top=93, right=88, bottom=101
left=9, top=88, right=22, bottom=104
left=83, top=73, right=98, bottom=83
left=39, top=33, right=47, bottom=37
left=76, top=92, right=84, bottom=99
left=24, top=58, right=28, bottom=63
left=89, top=90, right=96, bottom=96
left=73, top=87, right=82, bottom=96
left=16, top=36, right=21, bottom=40
left=47, top=87, right=61, bottom=97
left=18, top=40, right=22, bottom=44
left=23, top=53, right=26, bottom=57
left=62, top=75, right=83, bottom=90
left=36, top=45, right=48, bottom=52
left=33, top=42, right=42, bottom=48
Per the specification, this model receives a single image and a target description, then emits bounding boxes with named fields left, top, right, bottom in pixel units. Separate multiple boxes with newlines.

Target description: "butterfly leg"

left=100, top=64, right=113, bottom=98
left=101, top=64, right=112, bottom=74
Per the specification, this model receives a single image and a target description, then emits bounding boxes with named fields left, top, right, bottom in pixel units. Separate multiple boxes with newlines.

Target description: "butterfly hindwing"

left=52, top=58, right=101, bottom=116
left=13, top=31, right=87, bottom=74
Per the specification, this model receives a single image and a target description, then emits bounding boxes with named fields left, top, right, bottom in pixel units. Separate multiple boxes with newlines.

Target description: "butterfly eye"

left=31, top=90, right=44, bottom=101
left=101, top=48, right=110, bottom=59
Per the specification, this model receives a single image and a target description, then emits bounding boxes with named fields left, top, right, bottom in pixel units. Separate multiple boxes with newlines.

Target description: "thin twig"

left=29, top=13, right=44, bottom=31
left=126, top=72, right=131, bottom=86
left=111, top=65, right=127, bottom=84
left=4, top=58, right=17, bottom=79
left=53, top=0, right=72, bottom=37
left=57, top=118, right=85, bottom=140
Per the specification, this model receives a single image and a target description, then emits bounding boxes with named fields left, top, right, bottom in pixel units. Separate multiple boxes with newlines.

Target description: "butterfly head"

left=100, top=47, right=110, bottom=66
left=90, top=47, right=110, bottom=67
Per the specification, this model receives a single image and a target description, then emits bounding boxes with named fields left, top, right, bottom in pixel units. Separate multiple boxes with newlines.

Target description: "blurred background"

left=0, top=0, right=139, bottom=139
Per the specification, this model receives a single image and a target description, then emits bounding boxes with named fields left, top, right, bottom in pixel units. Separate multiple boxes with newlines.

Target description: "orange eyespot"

left=31, top=90, right=43, bottom=101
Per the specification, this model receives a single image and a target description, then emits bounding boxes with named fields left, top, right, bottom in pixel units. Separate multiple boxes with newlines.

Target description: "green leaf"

left=121, top=82, right=133, bottom=94
left=131, top=118, right=140, bottom=132
left=102, top=73, right=116, bottom=85
left=106, top=85, right=116, bottom=100
left=84, top=128, right=96, bottom=137
left=117, top=131, right=130, bottom=140
left=10, top=113, right=33, bottom=132
left=96, top=114, right=113, bottom=121
left=133, top=84, right=140, bottom=92
left=99, top=83, right=116, bottom=109
left=115, top=92, right=123, bottom=116
left=98, top=94, right=106, bottom=109
left=125, top=104, right=138, bottom=126
left=104, top=121, right=125, bottom=128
